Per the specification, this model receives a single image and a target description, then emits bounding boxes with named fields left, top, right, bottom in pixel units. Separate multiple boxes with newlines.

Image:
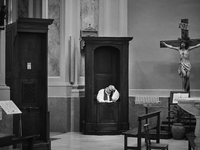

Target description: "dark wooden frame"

left=170, top=91, right=190, bottom=104
left=80, top=37, right=133, bottom=135
left=6, top=18, right=53, bottom=150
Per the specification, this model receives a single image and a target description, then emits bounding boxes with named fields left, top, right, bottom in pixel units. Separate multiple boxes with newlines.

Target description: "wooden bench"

left=122, top=111, right=161, bottom=150
left=0, top=133, right=40, bottom=150
left=13, top=134, right=40, bottom=150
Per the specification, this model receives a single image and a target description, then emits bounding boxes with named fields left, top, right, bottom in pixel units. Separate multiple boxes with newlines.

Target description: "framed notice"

left=0, top=100, right=21, bottom=115
left=170, top=91, right=190, bottom=104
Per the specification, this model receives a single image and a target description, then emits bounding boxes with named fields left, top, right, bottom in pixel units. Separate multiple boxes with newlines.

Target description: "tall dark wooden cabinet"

left=80, top=37, right=133, bottom=134
left=6, top=18, right=53, bottom=150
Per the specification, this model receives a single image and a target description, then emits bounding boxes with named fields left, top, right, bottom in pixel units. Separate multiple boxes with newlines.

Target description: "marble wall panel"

left=80, top=0, right=99, bottom=80
left=48, top=97, right=80, bottom=132
left=48, top=97, right=69, bottom=132
left=48, top=0, right=60, bottom=76
left=18, top=0, right=28, bottom=18
left=81, top=0, right=99, bottom=31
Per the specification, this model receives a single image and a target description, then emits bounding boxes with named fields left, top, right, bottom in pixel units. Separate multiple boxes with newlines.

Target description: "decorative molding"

left=81, top=24, right=98, bottom=37
left=48, top=82, right=81, bottom=97
left=129, top=89, right=200, bottom=97
left=69, top=36, right=75, bottom=85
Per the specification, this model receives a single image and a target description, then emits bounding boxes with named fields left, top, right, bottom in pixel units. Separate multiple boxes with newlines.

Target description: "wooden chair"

left=122, top=111, right=161, bottom=150
left=143, top=124, right=168, bottom=150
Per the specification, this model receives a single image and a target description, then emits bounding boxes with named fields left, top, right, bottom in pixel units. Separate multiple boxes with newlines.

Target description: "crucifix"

left=160, top=19, right=200, bottom=92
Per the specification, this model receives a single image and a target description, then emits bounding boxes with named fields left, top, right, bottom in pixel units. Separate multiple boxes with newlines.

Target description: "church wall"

left=47, top=0, right=130, bottom=132
left=128, top=0, right=200, bottom=96
left=48, top=97, right=80, bottom=132
left=47, top=0, right=174, bottom=133
left=47, top=0, right=82, bottom=132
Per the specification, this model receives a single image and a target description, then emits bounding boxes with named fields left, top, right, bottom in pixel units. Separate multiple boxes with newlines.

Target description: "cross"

left=160, top=19, right=200, bottom=92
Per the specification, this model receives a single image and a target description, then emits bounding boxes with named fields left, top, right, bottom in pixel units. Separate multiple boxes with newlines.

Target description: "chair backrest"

left=143, top=124, right=151, bottom=150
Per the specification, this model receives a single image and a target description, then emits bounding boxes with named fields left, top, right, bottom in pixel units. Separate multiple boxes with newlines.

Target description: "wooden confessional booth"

left=80, top=37, right=133, bottom=135
left=6, top=18, right=53, bottom=150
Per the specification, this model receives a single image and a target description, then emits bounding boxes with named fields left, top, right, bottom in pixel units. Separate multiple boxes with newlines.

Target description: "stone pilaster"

left=0, top=18, right=12, bottom=149
left=0, top=30, right=10, bottom=100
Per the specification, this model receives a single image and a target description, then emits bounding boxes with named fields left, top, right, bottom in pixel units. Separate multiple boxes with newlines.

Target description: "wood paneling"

left=6, top=18, right=53, bottom=150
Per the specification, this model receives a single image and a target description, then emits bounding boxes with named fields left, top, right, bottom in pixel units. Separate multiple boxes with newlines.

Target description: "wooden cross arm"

left=160, top=40, right=181, bottom=48
left=188, top=39, right=200, bottom=47
left=160, top=39, right=200, bottom=48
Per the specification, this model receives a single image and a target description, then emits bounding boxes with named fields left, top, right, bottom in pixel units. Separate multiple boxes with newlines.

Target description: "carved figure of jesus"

left=162, top=41, right=200, bottom=91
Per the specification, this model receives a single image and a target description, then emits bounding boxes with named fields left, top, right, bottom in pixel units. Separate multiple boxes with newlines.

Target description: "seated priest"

left=97, top=85, right=120, bottom=103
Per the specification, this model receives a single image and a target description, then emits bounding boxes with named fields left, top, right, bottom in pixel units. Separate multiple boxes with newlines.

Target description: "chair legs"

left=143, top=124, right=168, bottom=150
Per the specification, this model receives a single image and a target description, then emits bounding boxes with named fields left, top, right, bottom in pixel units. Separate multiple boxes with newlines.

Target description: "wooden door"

left=12, top=32, right=48, bottom=141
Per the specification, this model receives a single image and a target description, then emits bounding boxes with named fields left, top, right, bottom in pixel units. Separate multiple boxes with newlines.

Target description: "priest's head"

left=105, top=85, right=116, bottom=95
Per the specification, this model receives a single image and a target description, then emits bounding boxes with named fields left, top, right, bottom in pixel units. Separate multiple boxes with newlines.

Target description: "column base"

left=0, top=85, right=10, bottom=100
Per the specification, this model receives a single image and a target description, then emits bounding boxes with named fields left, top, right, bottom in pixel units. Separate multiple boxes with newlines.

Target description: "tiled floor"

left=50, top=132, right=188, bottom=150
